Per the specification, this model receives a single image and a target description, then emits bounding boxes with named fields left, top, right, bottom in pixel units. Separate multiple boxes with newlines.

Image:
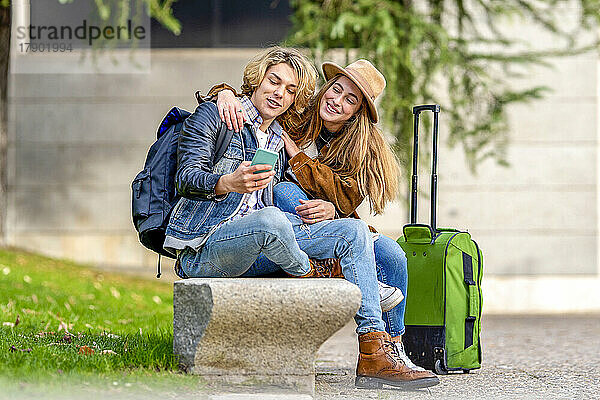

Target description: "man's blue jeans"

left=178, top=207, right=311, bottom=278
left=273, top=182, right=408, bottom=337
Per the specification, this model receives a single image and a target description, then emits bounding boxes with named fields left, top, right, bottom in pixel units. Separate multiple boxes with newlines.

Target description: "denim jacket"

left=164, top=102, right=288, bottom=252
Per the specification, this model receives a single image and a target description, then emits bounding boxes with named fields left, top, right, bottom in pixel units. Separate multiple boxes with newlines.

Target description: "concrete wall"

left=7, top=21, right=600, bottom=311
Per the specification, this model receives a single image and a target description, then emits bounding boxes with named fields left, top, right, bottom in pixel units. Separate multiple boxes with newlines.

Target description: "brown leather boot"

left=355, top=331, right=439, bottom=389
left=291, top=258, right=344, bottom=278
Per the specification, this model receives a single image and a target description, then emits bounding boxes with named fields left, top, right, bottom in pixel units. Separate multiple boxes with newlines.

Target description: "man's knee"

left=253, top=207, right=295, bottom=239
left=334, top=218, right=371, bottom=246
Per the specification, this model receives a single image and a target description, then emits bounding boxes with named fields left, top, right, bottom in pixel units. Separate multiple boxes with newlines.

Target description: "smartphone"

left=250, top=148, right=279, bottom=174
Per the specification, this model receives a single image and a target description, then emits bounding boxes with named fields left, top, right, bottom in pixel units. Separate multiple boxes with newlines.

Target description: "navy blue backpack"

left=132, top=98, right=234, bottom=277
left=132, top=107, right=190, bottom=271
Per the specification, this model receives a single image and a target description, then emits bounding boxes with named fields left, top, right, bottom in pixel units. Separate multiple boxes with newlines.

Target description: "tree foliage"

left=287, top=0, right=600, bottom=179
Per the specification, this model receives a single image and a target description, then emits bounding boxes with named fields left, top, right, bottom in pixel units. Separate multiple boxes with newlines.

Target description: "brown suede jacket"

left=288, top=149, right=362, bottom=218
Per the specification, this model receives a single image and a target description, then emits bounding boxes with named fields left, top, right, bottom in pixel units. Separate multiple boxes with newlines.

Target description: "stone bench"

left=173, top=278, right=361, bottom=395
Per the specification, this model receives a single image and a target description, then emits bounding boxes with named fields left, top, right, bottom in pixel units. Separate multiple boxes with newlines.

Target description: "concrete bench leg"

left=173, top=278, right=361, bottom=395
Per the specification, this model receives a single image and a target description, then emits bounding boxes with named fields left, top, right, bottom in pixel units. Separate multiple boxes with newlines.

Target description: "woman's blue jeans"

left=273, top=182, right=408, bottom=337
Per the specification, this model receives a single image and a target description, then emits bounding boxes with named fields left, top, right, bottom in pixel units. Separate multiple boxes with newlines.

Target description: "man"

left=165, top=47, right=439, bottom=389
left=164, top=47, right=316, bottom=278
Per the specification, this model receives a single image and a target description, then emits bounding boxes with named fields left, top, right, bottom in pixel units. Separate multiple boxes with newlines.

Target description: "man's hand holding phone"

left=215, top=161, right=275, bottom=195
left=214, top=149, right=279, bottom=195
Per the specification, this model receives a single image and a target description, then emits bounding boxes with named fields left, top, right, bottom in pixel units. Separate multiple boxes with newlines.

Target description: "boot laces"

left=394, top=341, right=426, bottom=371
left=383, top=339, right=402, bottom=360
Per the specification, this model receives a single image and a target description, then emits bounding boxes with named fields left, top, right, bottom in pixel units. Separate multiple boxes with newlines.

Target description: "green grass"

left=0, top=247, right=201, bottom=395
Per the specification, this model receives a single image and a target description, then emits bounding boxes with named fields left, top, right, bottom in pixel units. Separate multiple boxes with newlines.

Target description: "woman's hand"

left=295, top=198, right=336, bottom=224
left=216, top=90, right=247, bottom=132
left=281, top=131, right=301, bottom=159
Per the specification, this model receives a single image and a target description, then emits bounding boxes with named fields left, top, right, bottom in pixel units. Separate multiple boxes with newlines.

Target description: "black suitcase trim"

left=403, top=325, right=445, bottom=371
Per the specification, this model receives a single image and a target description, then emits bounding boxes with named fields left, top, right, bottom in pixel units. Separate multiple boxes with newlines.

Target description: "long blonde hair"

left=292, top=78, right=399, bottom=215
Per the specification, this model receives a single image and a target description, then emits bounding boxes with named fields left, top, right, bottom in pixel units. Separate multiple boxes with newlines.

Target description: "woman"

left=213, top=59, right=428, bottom=374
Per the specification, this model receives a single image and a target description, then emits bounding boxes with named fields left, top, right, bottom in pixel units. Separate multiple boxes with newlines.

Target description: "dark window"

left=151, top=0, right=293, bottom=48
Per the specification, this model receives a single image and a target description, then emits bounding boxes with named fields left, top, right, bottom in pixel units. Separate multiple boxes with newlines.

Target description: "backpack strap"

left=214, top=123, right=234, bottom=164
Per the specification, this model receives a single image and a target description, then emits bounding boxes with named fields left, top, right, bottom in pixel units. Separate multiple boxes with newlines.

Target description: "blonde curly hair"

left=241, top=46, right=317, bottom=126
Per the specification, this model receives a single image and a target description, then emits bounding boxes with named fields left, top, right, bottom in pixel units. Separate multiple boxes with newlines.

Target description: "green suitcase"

left=397, top=105, right=483, bottom=374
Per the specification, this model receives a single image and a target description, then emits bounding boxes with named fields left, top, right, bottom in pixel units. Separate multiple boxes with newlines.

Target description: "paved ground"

left=6, top=314, right=599, bottom=399
left=314, top=314, right=600, bottom=399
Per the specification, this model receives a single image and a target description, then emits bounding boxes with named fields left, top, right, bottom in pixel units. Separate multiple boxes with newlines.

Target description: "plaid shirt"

left=228, top=96, right=284, bottom=221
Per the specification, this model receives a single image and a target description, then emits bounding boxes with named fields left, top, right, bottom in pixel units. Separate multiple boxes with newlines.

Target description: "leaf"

left=14, top=314, right=19, bottom=327
left=9, top=346, right=32, bottom=353
left=101, top=350, right=117, bottom=355
left=57, top=321, right=72, bottom=333
left=78, top=346, right=95, bottom=355
left=109, top=287, right=121, bottom=299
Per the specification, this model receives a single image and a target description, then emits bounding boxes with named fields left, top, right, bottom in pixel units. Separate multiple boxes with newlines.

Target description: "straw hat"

left=322, top=59, right=386, bottom=123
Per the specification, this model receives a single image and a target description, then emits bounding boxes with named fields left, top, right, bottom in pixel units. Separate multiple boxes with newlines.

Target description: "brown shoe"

left=355, top=331, right=439, bottom=390
left=292, top=258, right=344, bottom=278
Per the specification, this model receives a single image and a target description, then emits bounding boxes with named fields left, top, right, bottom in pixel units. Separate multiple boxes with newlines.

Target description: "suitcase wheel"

left=434, top=359, right=448, bottom=375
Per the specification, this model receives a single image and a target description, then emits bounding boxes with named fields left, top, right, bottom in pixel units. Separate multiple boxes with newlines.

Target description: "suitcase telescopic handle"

left=410, top=104, right=441, bottom=232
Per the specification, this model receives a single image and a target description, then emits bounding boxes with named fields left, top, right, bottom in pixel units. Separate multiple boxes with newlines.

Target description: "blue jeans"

left=178, top=207, right=311, bottom=278
left=180, top=203, right=386, bottom=333
left=374, top=235, right=408, bottom=336
left=291, top=214, right=385, bottom=333
left=274, top=182, right=407, bottom=336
